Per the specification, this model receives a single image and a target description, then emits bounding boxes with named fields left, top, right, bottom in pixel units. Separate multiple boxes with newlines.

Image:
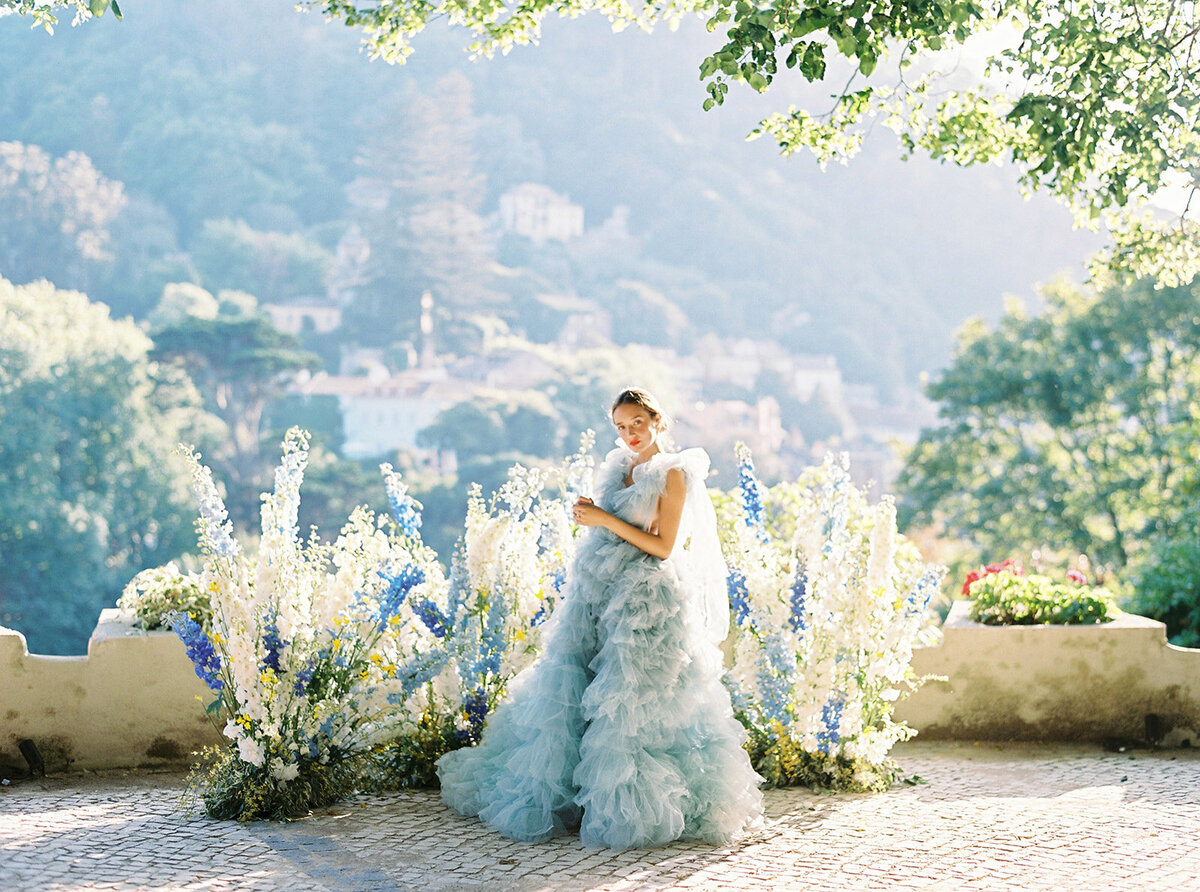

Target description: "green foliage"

left=740, top=717, right=898, bottom=793
left=184, top=744, right=364, bottom=822
left=966, top=570, right=1116, bottom=625
left=117, top=562, right=208, bottom=631
left=898, top=276, right=1200, bottom=576
left=0, top=277, right=215, bottom=653
left=151, top=302, right=322, bottom=527
left=0, top=0, right=118, bottom=32
left=359, top=711, right=471, bottom=792
left=190, top=220, right=333, bottom=305
left=1125, top=505, right=1200, bottom=647
left=344, top=74, right=500, bottom=352
left=419, top=393, right=560, bottom=464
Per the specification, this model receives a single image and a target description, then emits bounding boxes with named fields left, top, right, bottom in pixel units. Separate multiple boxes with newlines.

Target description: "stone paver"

left=2, top=742, right=1199, bottom=891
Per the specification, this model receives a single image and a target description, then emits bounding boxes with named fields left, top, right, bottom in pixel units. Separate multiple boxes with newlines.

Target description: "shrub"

left=117, top=562, right=209, bottom=630
left=1125, top=509, right=1200, bottom=646
left=966, top=569, right=1116, bottom=625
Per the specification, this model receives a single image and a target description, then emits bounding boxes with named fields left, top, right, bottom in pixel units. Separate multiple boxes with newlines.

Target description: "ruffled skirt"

left=436, top=532, right=765, bottom=849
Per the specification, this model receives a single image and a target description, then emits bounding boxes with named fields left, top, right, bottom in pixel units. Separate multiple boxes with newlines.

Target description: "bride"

left=437, top=388, right=764, bottom=849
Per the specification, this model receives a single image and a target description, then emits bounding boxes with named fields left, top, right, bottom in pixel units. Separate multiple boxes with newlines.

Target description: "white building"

left=789, top=354, right=844, bottom=402
left=499, top=183, right=585, bottom=244
left=294, top=369, right=469, bottom=463
left=264, top=300, right=342, bottom=336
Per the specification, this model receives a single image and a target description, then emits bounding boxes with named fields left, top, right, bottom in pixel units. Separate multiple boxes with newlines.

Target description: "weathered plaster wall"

left=0, top=610, right=222, bottom=772
left=896, top=602, right=1200, bottom=744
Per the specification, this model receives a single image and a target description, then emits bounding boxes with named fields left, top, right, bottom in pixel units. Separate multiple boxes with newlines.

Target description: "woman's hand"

left=572, top=497, right=608, bottom=528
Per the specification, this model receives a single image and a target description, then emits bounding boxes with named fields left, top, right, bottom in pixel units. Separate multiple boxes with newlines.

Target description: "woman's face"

left=613, top=403, right=661, bottom=459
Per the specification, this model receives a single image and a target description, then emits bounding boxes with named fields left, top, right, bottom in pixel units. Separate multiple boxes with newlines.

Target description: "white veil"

left=670, top=449, right=731, bottom=644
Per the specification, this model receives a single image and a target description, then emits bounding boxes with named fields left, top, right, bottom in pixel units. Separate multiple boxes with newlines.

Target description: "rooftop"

left=3, top=742, right=1198, bottom=891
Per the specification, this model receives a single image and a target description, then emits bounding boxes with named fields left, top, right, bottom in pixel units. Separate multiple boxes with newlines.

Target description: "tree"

left=0, top=277, right=217, bottom=654
left=345, top=73, right=501, bottom=352
left=418, top=390, right=560, bottom=463
left=0, top=141, right=126, bottom=291
left=150, top=293, right=322, bottom=526
left=190, top=219, right=334, bottom=305
left=896, top=276, right=1200, bottom=576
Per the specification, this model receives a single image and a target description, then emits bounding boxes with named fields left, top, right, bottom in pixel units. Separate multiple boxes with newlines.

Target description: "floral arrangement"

left=963, top=563, right=1116, bottom=625
left=719, top=446, right=944, bottom=792
left=117, top=562, right=208, bottom=630
left=175, top=428, right=594, bottom=816
left=176, top=428, right=454, bottom=820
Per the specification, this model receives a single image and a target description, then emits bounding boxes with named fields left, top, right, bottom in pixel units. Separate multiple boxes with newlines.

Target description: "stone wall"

left=0, top=610, right=222, bottom=773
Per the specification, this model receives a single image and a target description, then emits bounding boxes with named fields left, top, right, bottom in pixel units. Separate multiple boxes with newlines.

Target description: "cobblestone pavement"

left=2, top=742, right=1199, bottom=892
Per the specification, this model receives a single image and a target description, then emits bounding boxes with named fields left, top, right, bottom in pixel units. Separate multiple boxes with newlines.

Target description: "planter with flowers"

left=895, top=559, right=1200, bottom=744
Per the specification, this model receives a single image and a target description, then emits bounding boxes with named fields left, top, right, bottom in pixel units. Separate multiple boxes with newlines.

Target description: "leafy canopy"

left=0, top=276, right=213, bottom=653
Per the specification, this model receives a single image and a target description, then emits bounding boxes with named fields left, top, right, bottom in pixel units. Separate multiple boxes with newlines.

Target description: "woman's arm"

left=574, top=467, right=686, bottom=559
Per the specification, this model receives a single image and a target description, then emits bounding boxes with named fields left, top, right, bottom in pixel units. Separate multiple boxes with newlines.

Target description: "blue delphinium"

left=413, top=599, right=448, bottom=638
left=727, top=568, right=751, bottom=627
left=906, top=567, right=941, bottom=614
left=293, top=661, right=316, bottom=696
left=460, top=687, right=489, bottom=742
left=380, top=463, right=423, bottom=539
left=789, top=568, right=809, bottom=633
left=261, top=617, right=286, bottom=673
left=171, top=613, right=224, bottom=692
left=532, top=567, right=567, bottom=627
left=377, top=562, right=426, bottom=624
left=736, top=446, right=768, bottom=541
left=817, top=693, right=844, bottom=755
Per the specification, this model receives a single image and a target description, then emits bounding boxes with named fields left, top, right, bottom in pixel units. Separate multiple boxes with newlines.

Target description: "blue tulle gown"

left=436, top=447, right=765, bottom=849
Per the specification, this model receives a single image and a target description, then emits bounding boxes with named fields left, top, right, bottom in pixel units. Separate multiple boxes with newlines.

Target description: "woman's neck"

left=630, top=446, right=661, bottom=468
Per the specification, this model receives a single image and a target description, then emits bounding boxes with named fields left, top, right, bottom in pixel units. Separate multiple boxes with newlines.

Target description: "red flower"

left=962, top=558, right=1024, bottom=596
left=1066, top=568, right=1088, bottom=585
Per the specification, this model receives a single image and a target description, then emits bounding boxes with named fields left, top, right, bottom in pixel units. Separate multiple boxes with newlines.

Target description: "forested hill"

left=0, top=0, right=1099, bottom=389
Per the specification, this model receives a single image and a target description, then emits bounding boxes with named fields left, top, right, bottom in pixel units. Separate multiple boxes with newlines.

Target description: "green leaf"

left=111, top=0, right=123, bottom=20
left=859, top=50, right=877, bottom=76
left=88, top=0, right=109, bottom=17
left=205, top=696, right=223, bottom=716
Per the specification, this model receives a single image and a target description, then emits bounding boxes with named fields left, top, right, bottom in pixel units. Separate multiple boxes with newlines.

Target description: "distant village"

left=264, top=182, right=937, bottom=493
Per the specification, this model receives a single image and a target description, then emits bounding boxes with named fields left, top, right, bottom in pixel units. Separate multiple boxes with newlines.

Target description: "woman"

left=437, top=388, right=764, bottom=849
